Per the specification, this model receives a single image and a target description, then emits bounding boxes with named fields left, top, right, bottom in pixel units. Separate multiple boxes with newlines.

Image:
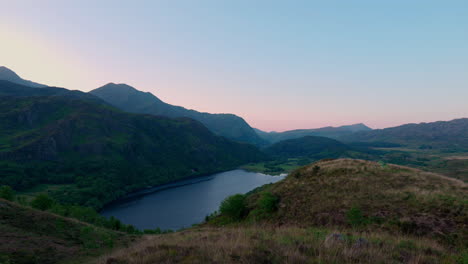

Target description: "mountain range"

left=0, top=80, right=264, bottom=208
left=90, top=83, right=266, bottom=146
left=255, top=123, right=372, bottom=144
left=0, top=66, right=376, bottom=147
left=264, top=136, right=352, bottom=159
left=341, top=118, right=468, bottom=150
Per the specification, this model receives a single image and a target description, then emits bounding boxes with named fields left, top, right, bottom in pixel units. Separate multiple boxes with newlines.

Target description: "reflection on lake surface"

left=100, top=170, right=285, bottom=230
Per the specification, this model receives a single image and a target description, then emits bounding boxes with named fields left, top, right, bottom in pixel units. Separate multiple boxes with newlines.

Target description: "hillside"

left=90, top=83, right=266, bottom=146
left=253, top=159, right=467, bottom=238
left=341, top=118, right=468, bottom=150
left=98, top=159, right=467, bottom=263
left=0, top=82, right=265, bottom=209
left=0, top=66, right=46, bottom=88
left=0, top=198, right=129, bottom=264
left=264, top=136, right=352, bottom=159
left=256, top=123, right=372, bottom=144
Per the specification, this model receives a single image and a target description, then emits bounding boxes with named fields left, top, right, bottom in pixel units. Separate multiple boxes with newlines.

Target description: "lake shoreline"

left=100, top=168, right=281, bottom=213
left=100, top=169, right=285, bottom=230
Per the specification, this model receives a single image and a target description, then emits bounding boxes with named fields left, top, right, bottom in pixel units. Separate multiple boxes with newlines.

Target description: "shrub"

left=144, top=228, right=162, bottom=234
left=31, top=194, right=55, bottom=210
left=456, top=250, right=468, bottom=264
left=80, top=226, right=98, bottom=249
left=398, top=240, right=417, bottom=250
left=219, top=194, right=247, bottom=221
left=346, top=206, right=368, bottom=227
left=0, top=185, right=14, bottom=201
left=257, top=192, right=279, bottom=214
left=107, top=216, right=122, bottom=231
left=311, top=165, right=321, bottom=175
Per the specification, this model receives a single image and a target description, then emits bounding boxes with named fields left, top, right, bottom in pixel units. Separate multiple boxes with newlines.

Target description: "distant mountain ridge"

left=341, top=118, right=468, bottom=150
left=0, top=66, right=46, bottom=88
left=264, top=136, right=352, bottom=159
left=90, top=83, right=266, bottom=146
left=255, top=123, right=372, bottom=144
left=0, top=80, right=103, bottom=103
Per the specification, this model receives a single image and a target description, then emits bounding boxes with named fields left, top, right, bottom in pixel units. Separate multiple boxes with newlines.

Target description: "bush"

left=257, top=192, right=279, bottom=214
left=219, top=194, right=247, bottom=221
left=0, top=185, right=14, bottom=201
left=311, top=165, right=321, bottom=175
left=456, top=250, right=468, bottom=264
left=346, top=206, right=369, bottom=227
left=31, top=194, right=55, bottom=210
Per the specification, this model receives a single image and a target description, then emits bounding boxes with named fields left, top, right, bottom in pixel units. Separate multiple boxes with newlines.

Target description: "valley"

left=0, top=67, right=467, bottom=264
left=2, top=3, right=468, bottom=263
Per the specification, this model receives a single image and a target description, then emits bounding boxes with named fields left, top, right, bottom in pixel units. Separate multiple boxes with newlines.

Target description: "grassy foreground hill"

left=97, top=159, right=467, bottom=263
left=0, top=198, right=131, bottom=264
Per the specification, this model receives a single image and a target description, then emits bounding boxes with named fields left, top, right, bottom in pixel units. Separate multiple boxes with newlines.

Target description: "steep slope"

left=0, top=198, right=128, bottom=264
left=0, top=83, right=265, bottom=209
left=0, top=66, right=46, bottom=88
left=341, top=118, right=468, bottom=150
left=264, top=136, right=352, bottom=159
left=256, top=123, right=372, bottom=144
left=90, top=83, right=266, bottom=146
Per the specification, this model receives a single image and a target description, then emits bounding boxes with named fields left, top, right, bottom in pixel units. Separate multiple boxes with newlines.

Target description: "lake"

left=100, top=169, right=285, bottom=230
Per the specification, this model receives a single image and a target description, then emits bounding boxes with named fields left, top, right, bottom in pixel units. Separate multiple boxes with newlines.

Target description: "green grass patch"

left=242, top=158, right=306, bottom=175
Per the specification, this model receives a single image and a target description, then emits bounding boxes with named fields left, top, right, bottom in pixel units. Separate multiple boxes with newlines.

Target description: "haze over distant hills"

left=341, top=118, right=468, bottom=150
left=264, top=136, right=352, bottom=159
left=90, top=83, right=266, bottom=146
left=255, top=123, right=372, bottom=144
left=0, top=66, right=46, bottom=88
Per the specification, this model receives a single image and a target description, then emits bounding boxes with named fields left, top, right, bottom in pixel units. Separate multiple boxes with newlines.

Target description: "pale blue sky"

left=1, top=0, right=467, bottom=131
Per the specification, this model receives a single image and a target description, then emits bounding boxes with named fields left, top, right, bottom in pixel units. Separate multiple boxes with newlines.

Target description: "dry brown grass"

left=259, top=159, right=467, bottom=244
left=95, top=226, right=460, bottom=264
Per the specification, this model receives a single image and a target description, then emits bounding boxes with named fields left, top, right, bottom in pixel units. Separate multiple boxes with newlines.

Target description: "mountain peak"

left=345, top=123, right=372, bottom=131
left=0, top=66, right=46, bottom=88
left=97, top=82, right=141, bottom=93
left=0, top=66, right=21, bottom=79
left=90, top=83, right=266, bottom=145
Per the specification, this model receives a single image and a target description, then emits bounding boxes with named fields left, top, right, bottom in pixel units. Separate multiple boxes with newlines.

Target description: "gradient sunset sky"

left=1, top=0, right=467, bottom=131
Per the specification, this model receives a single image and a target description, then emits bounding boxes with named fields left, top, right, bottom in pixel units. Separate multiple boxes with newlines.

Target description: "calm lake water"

left=100, top=170, right=285, bottom=230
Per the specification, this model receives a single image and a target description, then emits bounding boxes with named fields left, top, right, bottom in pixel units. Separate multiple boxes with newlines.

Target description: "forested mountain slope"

left=90, top=83, right=266, bottom=146
left=0, top=81, right=265, bottom=208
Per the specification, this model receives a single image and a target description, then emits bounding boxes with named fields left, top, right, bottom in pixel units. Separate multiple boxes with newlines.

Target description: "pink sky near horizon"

left=3, top=62, right=467, bottom=132
left=1, top=1, right=467, bottom=132
left=5, top=63, right=466, bottom=132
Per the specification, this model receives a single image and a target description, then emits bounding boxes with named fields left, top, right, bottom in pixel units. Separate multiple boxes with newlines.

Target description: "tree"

left=219, top=194, right=247, bottom=221
left=257, top=192, right=279, bottom=214
left=31, top=194, right=55, bottom=210
left=0, top=185, right=14, bottom=201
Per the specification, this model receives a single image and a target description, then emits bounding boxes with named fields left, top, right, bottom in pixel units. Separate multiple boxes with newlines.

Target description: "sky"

left=1, top=0, right=467, bottom=132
